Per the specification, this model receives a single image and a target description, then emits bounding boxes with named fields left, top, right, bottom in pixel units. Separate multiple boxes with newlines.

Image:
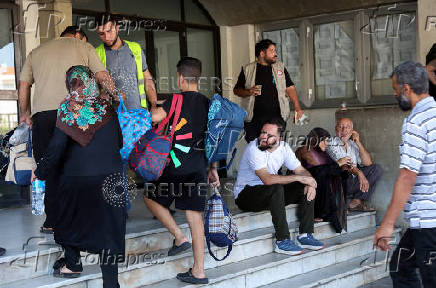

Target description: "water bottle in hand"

left=32, top=179, right=45, bottom=216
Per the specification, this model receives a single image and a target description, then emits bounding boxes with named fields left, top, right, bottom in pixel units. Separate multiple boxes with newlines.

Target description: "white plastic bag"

left=9, top=123, right=30, bottom=146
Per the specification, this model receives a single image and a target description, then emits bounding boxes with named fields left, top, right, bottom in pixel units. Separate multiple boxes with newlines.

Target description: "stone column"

left=16, top=0, right=72, bottom=54
left=37, top=0, right=72, bottom=44
left=220, top=24, right=255, bottom=104
left=219, top=24, right=255, bottom=178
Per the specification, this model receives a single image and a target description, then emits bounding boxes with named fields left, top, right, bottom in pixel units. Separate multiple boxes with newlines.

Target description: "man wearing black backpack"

left=145, top=57, right=219, bottom=285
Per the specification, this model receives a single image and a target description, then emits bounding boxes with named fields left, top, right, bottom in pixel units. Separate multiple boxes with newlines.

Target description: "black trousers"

left=235, top=183, right=314, bottom=241
left=64, top=245, right=120, bottom=288
left=389, top=228, right=436, bottom=288
left=32, top=110, right=59, bottom=228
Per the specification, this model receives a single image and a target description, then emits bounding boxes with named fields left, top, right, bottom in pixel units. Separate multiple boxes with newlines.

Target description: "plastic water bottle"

left=32, top=179, right=45, bottom=216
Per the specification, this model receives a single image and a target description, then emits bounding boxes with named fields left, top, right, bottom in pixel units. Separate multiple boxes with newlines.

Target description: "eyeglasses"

left=259, top=131, right=278, bottom=139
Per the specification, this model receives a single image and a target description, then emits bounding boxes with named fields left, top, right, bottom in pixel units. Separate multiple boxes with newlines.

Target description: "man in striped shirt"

left=374, top=61, right=436, bottom=287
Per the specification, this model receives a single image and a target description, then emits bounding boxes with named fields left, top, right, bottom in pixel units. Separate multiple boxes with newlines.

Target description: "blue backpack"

left=117, top=94, right=152, bottom=163
left=204, top=188, right=238, bottom=261
left=205, top=94, right=246, bottom=169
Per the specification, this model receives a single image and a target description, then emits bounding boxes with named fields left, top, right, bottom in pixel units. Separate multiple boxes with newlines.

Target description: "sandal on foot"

left=53, top=258, right=66, bottom=270
left=348, top=203, right=375, bottom=212
left=176, top=268, right=209, bottom=284
left=168, top=240, right=191, bottom=256
left=53, top=267, right=81, bottom=278
left=40, top=227, right=54, bottom=234
left=53, top=271, right=81, bottom=278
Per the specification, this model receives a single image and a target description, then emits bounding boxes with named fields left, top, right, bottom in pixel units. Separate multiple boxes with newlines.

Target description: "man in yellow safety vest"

left=96, top=13, right=157, bottom=110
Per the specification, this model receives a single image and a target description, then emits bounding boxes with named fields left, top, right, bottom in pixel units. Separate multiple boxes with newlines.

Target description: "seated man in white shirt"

left=233, top=118, right=325, bottom=255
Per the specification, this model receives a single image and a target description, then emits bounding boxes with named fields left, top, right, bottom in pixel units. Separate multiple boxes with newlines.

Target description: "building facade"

left=1, top=0, right=436, bottom=227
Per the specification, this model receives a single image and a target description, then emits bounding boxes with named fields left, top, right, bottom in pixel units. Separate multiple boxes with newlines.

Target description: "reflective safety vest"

left=96, top=40, right=147, bottom=108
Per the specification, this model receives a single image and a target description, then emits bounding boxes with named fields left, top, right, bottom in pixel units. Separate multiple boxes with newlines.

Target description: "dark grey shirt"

left=104, top=42, right=148, bottom=110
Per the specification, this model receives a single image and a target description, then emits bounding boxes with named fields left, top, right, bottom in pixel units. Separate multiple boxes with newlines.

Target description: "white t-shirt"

left=233, top=140, right=301, bottom=199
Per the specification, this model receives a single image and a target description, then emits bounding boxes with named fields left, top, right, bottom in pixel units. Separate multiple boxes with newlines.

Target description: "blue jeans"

left=390, top=228, right=436, bottom=288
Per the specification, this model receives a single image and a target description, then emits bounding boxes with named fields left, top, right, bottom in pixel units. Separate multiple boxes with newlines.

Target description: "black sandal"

left=53, top=270, right=81, bottom=278
left=53, top=265, right=81, bottom=279
left=40, top=227, right=54, bottom=234
left=168, top=240, right=191, bottom=256
left=176, top=268, right=208, bottom=284
left=53, top=258, right=66, bottom=270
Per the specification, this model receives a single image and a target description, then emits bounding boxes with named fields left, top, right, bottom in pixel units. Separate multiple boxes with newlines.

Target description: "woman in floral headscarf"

left=33, top=65, right=125, bottom=287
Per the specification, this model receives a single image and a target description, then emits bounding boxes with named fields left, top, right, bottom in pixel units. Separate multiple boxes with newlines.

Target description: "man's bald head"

left=337, top=118, right=353, bottom=128
left=336, top=118, right=354, bottom=142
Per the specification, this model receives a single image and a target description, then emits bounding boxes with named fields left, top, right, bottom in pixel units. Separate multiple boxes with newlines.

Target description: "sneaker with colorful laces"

left=297, top=233, right=325, bottom=250
left=274, top=238, right=305, bottom=256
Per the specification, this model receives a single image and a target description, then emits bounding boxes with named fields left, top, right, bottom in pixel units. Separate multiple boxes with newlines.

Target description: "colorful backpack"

left=205, top=94, right=247, bottom=169
left=117, top=93, right=152, bottom=163
left=204, top=187, right=238, bottom=261
left=128, top=94, right=183, bottom=181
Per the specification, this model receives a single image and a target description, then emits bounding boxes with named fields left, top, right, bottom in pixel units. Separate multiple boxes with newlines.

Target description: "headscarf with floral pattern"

left=56, top=65, right=114, bottom=147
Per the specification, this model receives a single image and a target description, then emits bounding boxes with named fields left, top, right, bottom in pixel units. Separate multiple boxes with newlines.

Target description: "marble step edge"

left=118, top=213, right=377, bottom=274
left=0, top=204, right=299, bottom=264
left=145, top=228, right=401, bottom=288
left=261, top=253, right=390, bottom=288
left=0, top=215, right=371, bottom=286
left=124, top=204, right=300, bottom=239
left=0, top=209, right=374, bottom=264
left=3, top=226, right=387, bottom=288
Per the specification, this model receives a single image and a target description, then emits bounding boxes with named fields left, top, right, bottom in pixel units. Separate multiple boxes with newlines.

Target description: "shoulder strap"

left=117, top=92, right=127, bottom=114
left=225, top=148, right=238, bottom=170
left=27, top=130, right=32, bottom=157
left=206, top=237, right=233, bottom=262
left=169, top=94, right=183, bottom=143
left=156, top=94, right=183, bottom=140
left=156, top=94, right=177, bottom=133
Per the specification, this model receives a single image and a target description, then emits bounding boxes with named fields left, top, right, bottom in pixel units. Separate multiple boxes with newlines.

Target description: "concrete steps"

left=144, top=227, right=400, bottom=288
left=2, top=208, right=377, bottom=287
left=262, top=254, right=391, bottom=288
left=358, top=276, right=392, bottom=288
left=0, top=204, right=303, bottom=285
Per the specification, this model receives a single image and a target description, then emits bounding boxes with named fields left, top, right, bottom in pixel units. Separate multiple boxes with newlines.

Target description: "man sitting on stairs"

left=233, top=117, right=325, bottom=255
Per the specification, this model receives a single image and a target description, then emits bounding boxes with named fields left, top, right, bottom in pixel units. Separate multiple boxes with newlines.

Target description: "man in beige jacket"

left=233, top=39, right=304, bottom=142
